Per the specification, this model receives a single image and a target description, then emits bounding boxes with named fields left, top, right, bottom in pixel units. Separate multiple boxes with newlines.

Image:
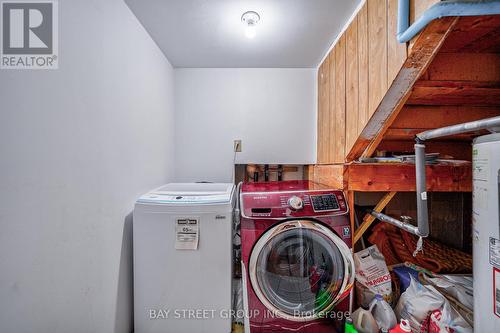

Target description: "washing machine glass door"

left=249, top=219, right=354, bottom=322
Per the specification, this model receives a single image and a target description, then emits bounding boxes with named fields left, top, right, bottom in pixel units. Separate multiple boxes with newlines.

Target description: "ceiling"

left=125, top=0, right=361, bottom=68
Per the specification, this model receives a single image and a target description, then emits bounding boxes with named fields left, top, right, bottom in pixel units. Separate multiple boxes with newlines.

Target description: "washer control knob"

left=288, top=196, right=304, bottom=210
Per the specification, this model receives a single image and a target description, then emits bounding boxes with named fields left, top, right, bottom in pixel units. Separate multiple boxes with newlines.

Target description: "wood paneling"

left=409, top=0, right=440, bottom=51
left=346, top=20, right=359, bottom=153
left=315, top=1, right=499, bottom=164
left=410, top=0, right=440, bottom=26
left=387, top=0, right=407, bottom=85
left=334, top=35, right=346, bottom=163
left=347, top=17, right=458, bottom=160
left=317, top=57, right=330, bottom=164
left=357, top=3, right=369, bottom=134
left=305, top=164, right=345, bottom=189
left=328, top=51, right=337, bottom=164
left=367, top=0, right=388, bottom=116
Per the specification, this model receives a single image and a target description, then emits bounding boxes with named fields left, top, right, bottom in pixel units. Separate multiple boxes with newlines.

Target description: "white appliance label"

left=473, top=146, right=489, bottom=181
left=490, top=237, right=500, bottom=268
left=175, top=218, right=199, bottom=250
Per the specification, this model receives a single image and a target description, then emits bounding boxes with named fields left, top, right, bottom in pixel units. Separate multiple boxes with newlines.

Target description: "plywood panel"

left=346, top=20, right=359, bottom=153
left=357, top=3, right=369, bottom=135
left=387, top=0, right=407, bottom=85
left=317, top=56, right=330, bottom=164
left=334, top=35, right=346, bottom=163
left=367, top=0, right=388, bottom=117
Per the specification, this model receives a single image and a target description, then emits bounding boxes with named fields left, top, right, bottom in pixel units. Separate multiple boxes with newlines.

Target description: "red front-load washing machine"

left=240, top=181, right=354, bottom=333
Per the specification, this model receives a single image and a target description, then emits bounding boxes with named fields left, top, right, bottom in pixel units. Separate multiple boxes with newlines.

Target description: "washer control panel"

left=311, top=194, right=340, bottom=212
left=241, top=189, right=348, bottom=218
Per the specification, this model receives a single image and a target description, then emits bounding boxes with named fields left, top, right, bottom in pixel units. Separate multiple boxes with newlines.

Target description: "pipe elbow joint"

left=416, top=230, right=429, bottom=238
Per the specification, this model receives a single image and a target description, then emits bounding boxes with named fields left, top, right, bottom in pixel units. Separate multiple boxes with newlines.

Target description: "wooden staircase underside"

left=308, top=15, right=500, bottom=192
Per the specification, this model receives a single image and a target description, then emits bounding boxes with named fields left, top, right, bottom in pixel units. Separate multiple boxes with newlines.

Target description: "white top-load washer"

left=133, top=183, right=235, bottom=333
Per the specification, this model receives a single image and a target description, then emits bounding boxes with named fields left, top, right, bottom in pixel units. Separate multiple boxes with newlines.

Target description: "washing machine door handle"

left=248, top=219, right=354, bottom=322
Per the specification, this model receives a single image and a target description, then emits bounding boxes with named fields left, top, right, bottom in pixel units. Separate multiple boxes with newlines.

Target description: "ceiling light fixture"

left=241, top=11, right=260, bottom=39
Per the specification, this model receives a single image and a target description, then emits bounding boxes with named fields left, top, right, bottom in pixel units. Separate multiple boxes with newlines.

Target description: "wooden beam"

left=346, top=17, right=459, bottom=161
left=346, top=162, right=472, bottom=192
left=407, top=80, right=500, bottom=106
left=353, top=191, right=397, bottom=245
left=384, top=128, right=479, bottom=141
left=376, top=140, right=473, bottom=161
left=390, top=105, right=500, bottom=130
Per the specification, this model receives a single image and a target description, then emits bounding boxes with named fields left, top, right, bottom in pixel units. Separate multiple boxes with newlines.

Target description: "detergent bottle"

left=351, top=307, right=379, bottom=333
left=344, top=316, right=358, bottom=333
left=389, top=319, right=413, bottom=333
left=368, top=294, right=397, bottom=331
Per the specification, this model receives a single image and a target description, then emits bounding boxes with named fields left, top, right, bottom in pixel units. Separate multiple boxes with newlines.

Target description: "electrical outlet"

left=234, top=140, right=242, bottom=152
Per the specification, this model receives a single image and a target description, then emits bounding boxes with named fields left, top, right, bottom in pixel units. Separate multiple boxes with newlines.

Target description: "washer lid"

left=137, top=183, right=234, bottom=205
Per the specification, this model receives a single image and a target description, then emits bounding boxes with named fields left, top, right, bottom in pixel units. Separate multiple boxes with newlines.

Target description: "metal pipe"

left=370, top=116, right=500, bottom=238
left=416, top=116, right=500, bottom=141
left=397, top=0, right=500, bottom=43
left=369, top=210, right=420, bottom=235
left=415, top=143, right=429, bottom=237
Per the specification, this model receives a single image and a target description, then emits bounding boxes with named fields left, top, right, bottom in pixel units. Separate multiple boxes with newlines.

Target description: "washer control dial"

left=288, top=196, right=304, bottom=210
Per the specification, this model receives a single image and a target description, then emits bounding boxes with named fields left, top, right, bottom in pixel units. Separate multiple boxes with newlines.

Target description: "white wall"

left=174, top=68, right=317, bottom=183
left=0, top=1, right=175, bottom=332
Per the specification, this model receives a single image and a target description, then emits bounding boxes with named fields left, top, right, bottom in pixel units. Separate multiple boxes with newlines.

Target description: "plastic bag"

left=354, top=245, right=393, bottom=307
left=395, top=276, right=445, bottom=333
left=423, top=274, right=473, bottom=311
left=393, top=265, right=420, bottom=293
left=428, top=301, right=472, bottom=333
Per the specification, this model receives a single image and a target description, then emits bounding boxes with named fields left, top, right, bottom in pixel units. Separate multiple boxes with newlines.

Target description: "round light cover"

left=241, top=11, right=260, bottom=39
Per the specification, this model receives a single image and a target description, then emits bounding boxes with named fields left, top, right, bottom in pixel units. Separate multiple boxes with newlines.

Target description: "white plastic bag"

left=424, top=274, right=473, bottom=311
left=354, top=245, right=392, bottom=307
left=428, top=301, right=472, bottom=333
left=395, top=276, right=445, bottom=333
